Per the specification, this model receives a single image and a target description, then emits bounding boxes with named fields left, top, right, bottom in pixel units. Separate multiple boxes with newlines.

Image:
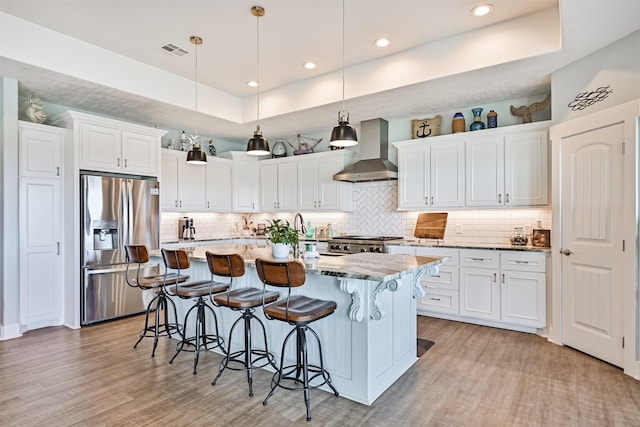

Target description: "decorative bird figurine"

left=25, top=93, right=47, bottom=123
left=510, top=94, right=550, bottom=124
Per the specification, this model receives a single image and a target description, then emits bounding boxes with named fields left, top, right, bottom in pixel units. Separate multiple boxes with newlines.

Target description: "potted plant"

left=264, top=218, right=299, bottom=258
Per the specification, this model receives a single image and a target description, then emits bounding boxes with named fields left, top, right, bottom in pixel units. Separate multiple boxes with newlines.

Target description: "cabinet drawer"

left=421, top=265, right=459, bottom=291
left=418, top=289, right=459, bottom=314
left=415, top=247, right=459, bottom=265
left=501, top=252, right=546, bottom=273
left=460, top=250, right=499, bottom=269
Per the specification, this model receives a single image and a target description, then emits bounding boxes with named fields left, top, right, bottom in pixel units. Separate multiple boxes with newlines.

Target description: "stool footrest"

left=219, top=348, right=276, bottom=372
left=270, top=364, right=336, bottom=392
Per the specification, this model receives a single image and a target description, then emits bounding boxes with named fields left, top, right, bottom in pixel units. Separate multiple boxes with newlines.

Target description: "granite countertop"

left=392, top=239, right=552, bottom=253
left=162, top=244, right=447, bottom=282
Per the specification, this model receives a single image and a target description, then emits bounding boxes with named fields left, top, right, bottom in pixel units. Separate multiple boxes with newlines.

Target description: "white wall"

left=551, top=30, right=640, bottom=123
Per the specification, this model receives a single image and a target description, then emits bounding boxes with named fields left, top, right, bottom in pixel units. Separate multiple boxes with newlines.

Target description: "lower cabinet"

left=387, top=245, right=547, bottom=332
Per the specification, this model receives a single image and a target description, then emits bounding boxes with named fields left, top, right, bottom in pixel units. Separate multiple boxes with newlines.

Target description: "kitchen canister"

left=451, top=112, right=466, bottom=133
left=487, top=109, right=498, bottom=128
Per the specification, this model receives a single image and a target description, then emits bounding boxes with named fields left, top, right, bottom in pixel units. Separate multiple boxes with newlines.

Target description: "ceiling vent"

left=160, top=43, right=190, bottom=56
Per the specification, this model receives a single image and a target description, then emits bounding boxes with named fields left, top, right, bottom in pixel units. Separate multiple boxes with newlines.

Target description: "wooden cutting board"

left=414, top=213, right=448, bottom=239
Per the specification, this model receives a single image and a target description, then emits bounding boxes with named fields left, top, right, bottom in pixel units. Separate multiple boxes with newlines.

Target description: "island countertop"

left=176, top=244, right=447, bottom=283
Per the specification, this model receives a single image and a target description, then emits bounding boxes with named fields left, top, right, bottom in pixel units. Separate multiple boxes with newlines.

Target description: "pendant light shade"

left=246, top=124, right=270, bottom=155
left=330, top=0, right=357, bottom=147
left=330, top=111, right=358, bottom=147
left=246, top=5, right=270, bottom=156
left=186, top=35, right=207, bottom=164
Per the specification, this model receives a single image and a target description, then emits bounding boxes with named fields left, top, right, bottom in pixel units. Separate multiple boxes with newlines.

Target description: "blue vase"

left=470, top=108, right=486, bottom=131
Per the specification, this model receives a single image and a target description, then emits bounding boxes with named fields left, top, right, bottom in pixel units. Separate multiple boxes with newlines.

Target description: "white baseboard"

left=0, top=323, right=23, bottom=340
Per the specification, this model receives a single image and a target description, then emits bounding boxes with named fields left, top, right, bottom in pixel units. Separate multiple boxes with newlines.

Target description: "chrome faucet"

left=293, top=212, right=306, bottom=236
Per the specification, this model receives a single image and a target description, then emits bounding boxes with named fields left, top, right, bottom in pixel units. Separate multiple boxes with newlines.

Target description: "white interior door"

left=560, top=123, right=624, bottom=367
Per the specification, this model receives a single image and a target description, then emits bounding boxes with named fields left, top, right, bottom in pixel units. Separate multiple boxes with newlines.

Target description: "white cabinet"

left=260, top=157, right=298, bottom=211
left=18, top=122, right=65, bottom=330
left=415, top=247, right=460, bottom=315
left=466, top=125, right=548, bottom=207
left=224, top=152, right=260, bottom=212
left=460, top=249, right=546, bottom=328
left=205, top=157, right=232, bottom=212
left=297, top=151, right=354, bottom=211
left=18, top=121, right=64, bottom=178
left=396, top=138, right=465, bottom=209
left=160, top=149, right=206, bottom=211
left=53, top=110, right=165, bottom=177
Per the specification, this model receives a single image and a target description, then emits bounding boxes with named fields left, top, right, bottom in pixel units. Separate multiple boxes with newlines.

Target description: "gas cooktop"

left=331, top=235, right=403, bottom=241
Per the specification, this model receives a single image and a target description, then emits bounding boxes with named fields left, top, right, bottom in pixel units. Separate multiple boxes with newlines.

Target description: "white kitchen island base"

left=158, top=246, right=444, bottom=405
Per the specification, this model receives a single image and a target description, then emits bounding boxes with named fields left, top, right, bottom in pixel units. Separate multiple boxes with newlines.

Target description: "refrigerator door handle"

left=85, top=264, right=161, bottom=275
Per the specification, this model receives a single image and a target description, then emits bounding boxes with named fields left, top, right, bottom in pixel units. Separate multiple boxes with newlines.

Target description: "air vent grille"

left=160, top=43, right=190, bottom=56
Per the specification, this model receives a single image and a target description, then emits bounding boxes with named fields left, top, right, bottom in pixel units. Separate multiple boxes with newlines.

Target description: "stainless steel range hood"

left=333, top=118, right=398, bottom=182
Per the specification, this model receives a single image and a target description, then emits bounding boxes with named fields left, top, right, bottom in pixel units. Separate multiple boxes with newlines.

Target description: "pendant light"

left=330, top=0, right=358, bottom=147
left=186, top=35, right=207, bottom=164
left=246, top=5, right=270, bottom=156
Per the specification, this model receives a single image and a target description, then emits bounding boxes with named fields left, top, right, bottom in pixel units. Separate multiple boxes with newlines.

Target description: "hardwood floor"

left=2, top=315, right=640, bottom=426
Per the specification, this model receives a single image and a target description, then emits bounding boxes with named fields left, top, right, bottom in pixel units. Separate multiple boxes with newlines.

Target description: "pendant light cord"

left=256, top=10, right=260, bottom=123
left=195, top=39, right=199, bottom=138
left=341, top=0, right=345, bottom=112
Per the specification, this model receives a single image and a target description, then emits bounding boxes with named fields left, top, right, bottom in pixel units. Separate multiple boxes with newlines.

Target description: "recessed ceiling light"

left=303, top=62, right=316, bottom=70
left=471, top=4, right=493, bottom=17
left=374, top=38, right=391, bottom=48
left=247, top=81, right=258, bottom=87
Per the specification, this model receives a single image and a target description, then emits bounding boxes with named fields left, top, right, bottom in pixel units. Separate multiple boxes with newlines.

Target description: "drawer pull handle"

left=429, top=297, right=441, bottom=301
left=514, top=260, right=530, bottom=264
left=469, top=257, right=488, bottom=262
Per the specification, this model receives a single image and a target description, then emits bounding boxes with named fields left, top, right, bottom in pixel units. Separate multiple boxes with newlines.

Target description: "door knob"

left=561, top=249, right=573, bottom=256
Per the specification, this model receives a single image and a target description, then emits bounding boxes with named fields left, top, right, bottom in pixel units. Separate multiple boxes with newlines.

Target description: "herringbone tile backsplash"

left=161, top=181, right=551, bottom=246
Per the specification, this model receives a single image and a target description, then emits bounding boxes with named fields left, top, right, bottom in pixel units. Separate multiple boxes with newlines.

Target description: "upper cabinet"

left=160, top=149, right=207, bottom=211
left=394, top=121, right=549, bottom=210
left=223, top=151, right=260, bottom=212
left=52, top=110, right=166, bottom=177
left=18, top=121, right=65, bottom=179
left=260, top=157, right=298, bottom=211
left=297, top=150, right=354, bottom=211
left=396, top=138, right=465, bottom=209
left=466, top=125, right=548, bottom=207
left=205, top=157, right=232, bottom=212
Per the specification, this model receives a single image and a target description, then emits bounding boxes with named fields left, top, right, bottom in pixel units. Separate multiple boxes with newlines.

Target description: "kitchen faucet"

left=293, top=212, right=306, bottom=236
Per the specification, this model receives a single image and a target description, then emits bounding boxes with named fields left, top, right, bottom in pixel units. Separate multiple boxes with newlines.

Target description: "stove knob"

left=343, top=245, right=350, bottom=251
left=375, top=247, right=382, bottom=253
left=360, top=248, right=366, bottom=253
left=368, top=247, right=375, bottom=252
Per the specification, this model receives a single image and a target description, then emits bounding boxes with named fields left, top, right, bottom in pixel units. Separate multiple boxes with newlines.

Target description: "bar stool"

left=162, top=248, right=227, bottom=374
left=255, top=258, right=339, bottom=421
left=125, top=245, right=189, bottom=357
left=209, top=252, right=280, bottom=396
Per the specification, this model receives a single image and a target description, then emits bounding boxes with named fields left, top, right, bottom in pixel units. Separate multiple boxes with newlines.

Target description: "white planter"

left=271, top=243, right=291, bottom=258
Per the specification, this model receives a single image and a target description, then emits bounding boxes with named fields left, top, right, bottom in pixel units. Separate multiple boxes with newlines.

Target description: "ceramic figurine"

left=25, top=93, right=46, bottom=123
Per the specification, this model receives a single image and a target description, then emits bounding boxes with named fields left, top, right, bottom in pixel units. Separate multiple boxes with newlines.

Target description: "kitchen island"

left=161, top=244, right=447, bottom=405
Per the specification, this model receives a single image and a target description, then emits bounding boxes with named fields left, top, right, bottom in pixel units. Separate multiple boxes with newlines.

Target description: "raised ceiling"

left=1, top=1, right=639, bottom=143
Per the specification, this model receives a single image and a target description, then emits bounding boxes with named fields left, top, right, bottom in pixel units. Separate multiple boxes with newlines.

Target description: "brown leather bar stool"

left=125, top=245, right=189, bottom=357
left=255, top=258, right=339, bottom=421
left=209, top=252, right=280, bottom=396
left=162, top=248, right=227, bottom=374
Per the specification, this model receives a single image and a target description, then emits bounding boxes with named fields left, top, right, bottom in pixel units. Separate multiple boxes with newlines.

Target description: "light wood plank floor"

left=2, top=315, right=640, bottom=426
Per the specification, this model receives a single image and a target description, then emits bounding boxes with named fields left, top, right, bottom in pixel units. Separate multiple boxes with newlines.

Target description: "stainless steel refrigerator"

left=81, top=173, right=160, bottom=325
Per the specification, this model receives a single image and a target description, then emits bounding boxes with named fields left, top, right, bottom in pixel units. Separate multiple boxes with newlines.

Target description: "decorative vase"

left=510, top=227, right=528, bottom=246
left=271, top=243, right=290, bottom=258
left=451, top=112, right=465, bottom=133
left=487, top=110, right=498, bottom=128
left=469, top=108, right=486, bottom=131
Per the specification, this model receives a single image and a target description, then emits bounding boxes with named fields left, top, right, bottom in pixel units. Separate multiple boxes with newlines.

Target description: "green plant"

left=264, top=219, right=299, bottom=246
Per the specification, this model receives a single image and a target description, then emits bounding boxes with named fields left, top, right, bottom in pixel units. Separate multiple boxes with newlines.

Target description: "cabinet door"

left=277, top=159, right=298, bottom=211
left=122, top=131, right=158, bottom=176
left=297, top=157, right=319, bottom=210
left=205, top=158, right=232, bottom=212
left=160, top=150, right=179, bottom=210
left=177, top=160, right=206, bottom=211
left=398, top=145, right=429, bottom=209
left=466, top=136, right=504, bottom=207
left=430, top=139, right=465, bottom=207
left=504, top=130, right=548, bottom=206
left=19, top=177, right=63, bottom=328
left=501, top=270, right=545, bottom=327
left=260, top=162, right=279, bottom=211
left=79, top=122, right=121, bottom=172
left=317, top=154, right=343, bottom=210
left=459, top=267, right=501, bottom=321
left=19, top=123, right=64, bottom=178
left=233, top=154, right=259, bottom=212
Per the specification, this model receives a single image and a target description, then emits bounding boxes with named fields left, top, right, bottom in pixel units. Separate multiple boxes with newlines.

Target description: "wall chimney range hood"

left=333, top=118, right=398, bottom=182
